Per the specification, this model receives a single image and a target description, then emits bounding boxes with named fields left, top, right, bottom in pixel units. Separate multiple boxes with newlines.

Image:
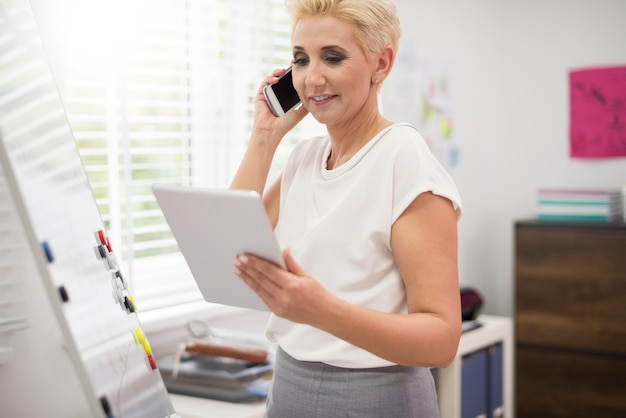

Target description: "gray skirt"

left=264, top=347, right=439, bottom=418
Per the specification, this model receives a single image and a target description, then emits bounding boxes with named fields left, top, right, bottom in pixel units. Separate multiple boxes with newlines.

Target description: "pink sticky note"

left=569, top=66, right=626, bottom=158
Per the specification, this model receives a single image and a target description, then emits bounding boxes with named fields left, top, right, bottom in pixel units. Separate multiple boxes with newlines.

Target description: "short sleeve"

left=390, top=126, right=462, bottom=223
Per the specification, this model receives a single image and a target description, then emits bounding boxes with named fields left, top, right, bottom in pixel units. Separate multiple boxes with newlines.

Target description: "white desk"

left=170, top=315, right=513, bottom=418
left=170, top=394, right=265, bottom=418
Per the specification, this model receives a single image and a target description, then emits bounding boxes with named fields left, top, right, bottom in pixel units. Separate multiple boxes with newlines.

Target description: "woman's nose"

left=305, top=63, right=326, bottom=87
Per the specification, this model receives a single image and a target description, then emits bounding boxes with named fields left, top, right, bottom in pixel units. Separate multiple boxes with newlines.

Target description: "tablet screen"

left=153, top=184, right=284, bottom=311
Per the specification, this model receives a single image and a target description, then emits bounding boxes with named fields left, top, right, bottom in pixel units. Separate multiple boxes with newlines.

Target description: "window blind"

left=57, top=0, right=323, bottom=314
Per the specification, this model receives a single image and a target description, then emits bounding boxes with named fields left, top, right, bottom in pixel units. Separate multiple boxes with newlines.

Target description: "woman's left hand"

left=233, top=248, right=330, bottom=324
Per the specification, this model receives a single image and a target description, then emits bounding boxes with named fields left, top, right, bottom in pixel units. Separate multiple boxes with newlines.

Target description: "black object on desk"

left=461, top=287, right=484, bottom=333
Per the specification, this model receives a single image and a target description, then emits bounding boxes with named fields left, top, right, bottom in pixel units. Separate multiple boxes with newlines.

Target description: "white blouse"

left=267, top=123, right=462, bottom=368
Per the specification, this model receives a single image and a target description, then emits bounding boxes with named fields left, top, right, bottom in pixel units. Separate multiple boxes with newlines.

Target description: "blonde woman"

left=231, top=0, right=462, bottom=416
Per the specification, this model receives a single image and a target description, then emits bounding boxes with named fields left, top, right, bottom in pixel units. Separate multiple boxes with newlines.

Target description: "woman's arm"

left=230, top=68, right=308, bottom=224
left=229, top=70, right=308, bottom=191
left=234, top=191, right=461, bottom=367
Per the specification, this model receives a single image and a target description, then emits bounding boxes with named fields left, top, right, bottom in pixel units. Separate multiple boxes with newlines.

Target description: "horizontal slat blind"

left=57, top=0, right=322, bottom=313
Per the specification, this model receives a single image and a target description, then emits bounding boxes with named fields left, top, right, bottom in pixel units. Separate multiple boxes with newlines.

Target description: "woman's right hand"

left=229, top=68, right=308, bottom=198
left=252, top=68, right=308, bottom=149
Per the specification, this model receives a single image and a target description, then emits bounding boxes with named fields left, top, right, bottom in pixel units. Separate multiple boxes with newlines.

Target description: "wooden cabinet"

left=515, top=220, right=626, bottom=418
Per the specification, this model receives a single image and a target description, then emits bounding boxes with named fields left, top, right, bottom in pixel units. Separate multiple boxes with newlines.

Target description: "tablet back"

left=153, top=184, right=284, bottom=311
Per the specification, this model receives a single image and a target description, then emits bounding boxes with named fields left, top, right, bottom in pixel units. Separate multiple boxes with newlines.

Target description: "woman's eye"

left=293, top=57, right=308, bottom=66
left=325, top=55, right=345, bottom=64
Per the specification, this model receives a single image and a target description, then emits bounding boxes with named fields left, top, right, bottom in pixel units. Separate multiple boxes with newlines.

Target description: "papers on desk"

left=158, top=353, right=273, bottom=403
left=462, top=320, right=483, bottom=333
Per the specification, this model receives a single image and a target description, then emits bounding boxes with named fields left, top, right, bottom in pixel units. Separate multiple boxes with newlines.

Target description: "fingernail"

left=238, top=254, right=249, bottom=263
left=233, top=266, right=241, bottom=275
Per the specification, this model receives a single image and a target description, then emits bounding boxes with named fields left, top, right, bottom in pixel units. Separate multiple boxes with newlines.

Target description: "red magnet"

left=146, top=354, right=157, bottom=370
left=96, top=230, right=112, bottom=252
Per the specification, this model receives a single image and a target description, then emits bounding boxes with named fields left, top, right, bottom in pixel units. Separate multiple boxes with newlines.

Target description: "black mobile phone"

left=262, top=67, right=301, bottom=117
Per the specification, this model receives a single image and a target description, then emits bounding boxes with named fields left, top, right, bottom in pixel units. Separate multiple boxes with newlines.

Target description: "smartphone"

left=263, top=67, right=301, bottom=117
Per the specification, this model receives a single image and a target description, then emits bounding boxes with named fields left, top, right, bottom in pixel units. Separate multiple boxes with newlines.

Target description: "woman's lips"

left=310, top=94, right=336, bottom=106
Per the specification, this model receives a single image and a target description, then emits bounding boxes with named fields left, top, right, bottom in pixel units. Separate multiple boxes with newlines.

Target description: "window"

left=57, top=0, right=323, bottom=317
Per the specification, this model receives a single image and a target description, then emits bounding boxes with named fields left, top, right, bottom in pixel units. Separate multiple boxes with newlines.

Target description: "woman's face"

left=291, top=15, right=378, bottom=126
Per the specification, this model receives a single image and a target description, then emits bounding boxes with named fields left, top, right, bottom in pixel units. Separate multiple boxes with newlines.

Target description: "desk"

left=170, top=394, right=265, bottom=418
left=170, top=315, right=513, bottom=418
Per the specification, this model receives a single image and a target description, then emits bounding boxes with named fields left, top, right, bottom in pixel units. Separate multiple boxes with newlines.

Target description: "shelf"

left=436, top=314, right=514, bottom=418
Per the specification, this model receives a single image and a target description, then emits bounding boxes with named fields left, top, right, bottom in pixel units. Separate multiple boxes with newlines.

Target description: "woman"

left=231, top=0, right=462, bottom=416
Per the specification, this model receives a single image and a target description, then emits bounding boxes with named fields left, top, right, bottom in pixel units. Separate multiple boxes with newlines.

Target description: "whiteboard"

left=0, top=0, right=177, bottom=416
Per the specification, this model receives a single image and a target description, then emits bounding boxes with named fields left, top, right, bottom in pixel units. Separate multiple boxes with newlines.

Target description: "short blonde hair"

left=285, top=0, right=401, bottom=58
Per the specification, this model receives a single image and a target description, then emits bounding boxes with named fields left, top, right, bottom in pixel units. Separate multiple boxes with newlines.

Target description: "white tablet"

left=152, top=184, right=285, bottom=311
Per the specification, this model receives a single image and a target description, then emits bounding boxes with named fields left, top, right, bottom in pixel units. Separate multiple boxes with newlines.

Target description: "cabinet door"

left=461, top=345, right=504, bottom=418
left=461, top=350, right=487, bottom=418
left=515, top=223, right=626, bottom=355
left=487, top=344, right=503, bottom=418
left=517, top=346, right=626, bottom=418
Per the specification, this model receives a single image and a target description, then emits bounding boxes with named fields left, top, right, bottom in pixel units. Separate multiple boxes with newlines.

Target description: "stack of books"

left=158, top=352, right=273, bottom=403
left=536, top=188, right=623, bottom=222
left=157, top=339, right=274, bottom=403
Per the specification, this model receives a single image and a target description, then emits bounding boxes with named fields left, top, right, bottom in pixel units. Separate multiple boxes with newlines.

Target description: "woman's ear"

left=372, top=45, right=395, bottom=85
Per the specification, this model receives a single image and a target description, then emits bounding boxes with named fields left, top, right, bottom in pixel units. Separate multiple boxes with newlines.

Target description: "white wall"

left=25, top=0, right=626, bottom=322
left=394, top=0, right=626, bottom=316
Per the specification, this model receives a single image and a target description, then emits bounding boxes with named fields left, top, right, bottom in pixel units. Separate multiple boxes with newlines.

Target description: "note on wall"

left=569, top=65, right=626, bottom=158
left=383, top=37, right=460, bottom=169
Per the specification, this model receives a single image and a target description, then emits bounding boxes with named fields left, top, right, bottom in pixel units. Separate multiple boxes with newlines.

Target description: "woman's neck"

left=326, top=112, right=393, bottom=170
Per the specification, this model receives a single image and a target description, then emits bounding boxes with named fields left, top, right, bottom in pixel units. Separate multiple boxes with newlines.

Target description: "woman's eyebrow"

left=292, top=45, right=348, bottom=53
left=321, top=45, right=348, bottom=54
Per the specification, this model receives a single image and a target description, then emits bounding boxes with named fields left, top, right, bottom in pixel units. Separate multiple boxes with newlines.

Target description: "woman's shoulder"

left=386, top=122, right=423, bottom=142
left=297, top=134, right=329, bottom=149
left=290, top=134, right=329, bottom=159
left=376, top=123, right=430, bottom=154
left=282, top=134, right=328, bottom=175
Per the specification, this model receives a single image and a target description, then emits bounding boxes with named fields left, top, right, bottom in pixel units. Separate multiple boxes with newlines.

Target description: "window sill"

left=139, top=301, right=271, bottom=359
left=138, top=301, right=254, bottom=334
